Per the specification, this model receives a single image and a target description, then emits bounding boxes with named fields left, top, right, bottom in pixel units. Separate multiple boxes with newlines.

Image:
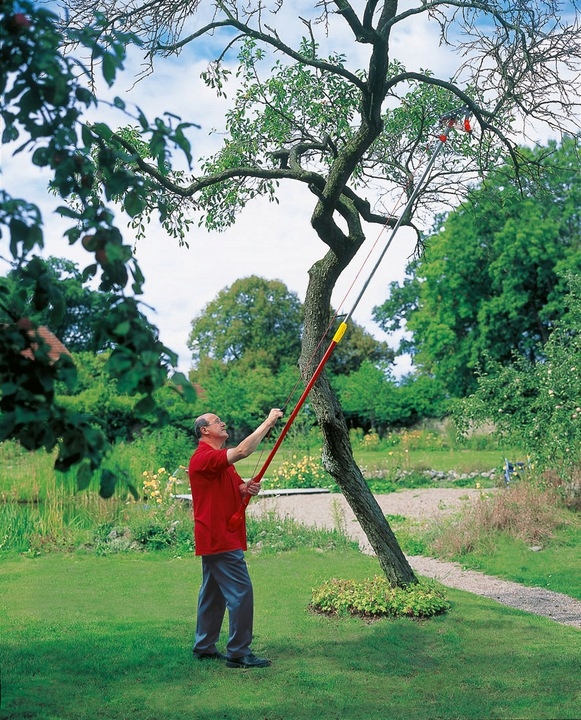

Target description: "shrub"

left=92, top=497, right=194, bottom=555
left=360, top=430, right=382, bottom=450
left=310, top=576, right=450, bottom=619
left=129, top=510, right=193, bottom=552
left=456, top=275, right=581, bottom=483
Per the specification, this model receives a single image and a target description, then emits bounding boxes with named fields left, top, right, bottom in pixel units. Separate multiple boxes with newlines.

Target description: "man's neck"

left=200, top=437, right=226, bottom=451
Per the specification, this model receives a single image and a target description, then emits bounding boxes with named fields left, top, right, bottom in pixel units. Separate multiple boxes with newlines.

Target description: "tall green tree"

left=60, top=0, right=580, bottom=586
left=374, top=138, right=581, bottom=398
left=188, top=275, right=390, bottom=374
left=188, top=276, right=391, bottom=434
left=188, top=276, right=303, bottom=373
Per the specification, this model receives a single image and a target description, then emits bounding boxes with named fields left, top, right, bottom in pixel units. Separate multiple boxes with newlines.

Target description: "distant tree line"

left=186, top=275, right=453, bottom=438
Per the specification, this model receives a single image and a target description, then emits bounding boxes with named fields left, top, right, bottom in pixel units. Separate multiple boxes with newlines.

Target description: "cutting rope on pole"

left=226, top=106, right=473, bottom=532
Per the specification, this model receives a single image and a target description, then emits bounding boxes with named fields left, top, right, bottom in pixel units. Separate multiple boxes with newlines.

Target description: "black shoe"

left=193, top=651, right=227, bottom=661
left=226, top=653, right=271, bottom=669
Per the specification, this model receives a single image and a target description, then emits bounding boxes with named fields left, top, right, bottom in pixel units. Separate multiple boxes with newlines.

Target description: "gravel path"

left=249, top=488, right=581, bottom=628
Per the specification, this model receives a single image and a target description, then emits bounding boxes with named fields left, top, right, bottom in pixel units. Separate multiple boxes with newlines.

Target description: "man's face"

left=203, top=414, right=229, bottom=442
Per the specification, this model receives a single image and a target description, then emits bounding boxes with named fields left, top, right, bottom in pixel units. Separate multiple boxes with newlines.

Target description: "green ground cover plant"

left=310, top=576, right=450, bottom=619
left=1, top=551, right=580, bottom=720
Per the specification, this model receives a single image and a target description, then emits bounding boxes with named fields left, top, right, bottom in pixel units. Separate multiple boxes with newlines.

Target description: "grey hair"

left=194, top=416, right=210, bottom=439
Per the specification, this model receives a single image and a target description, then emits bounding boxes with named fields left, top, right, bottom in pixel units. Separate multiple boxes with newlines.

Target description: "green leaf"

left=81, top=263, right=98, bottom=281
left=124, top=190, right=145, bottom=218
left=99, top=469, right=117, bottom=498
left=9, top=218, right=43, bottom=256
left=81, top=123, right=95, bottom=147
left=2, top=123, right=19, bottom=144
left=91, top=123, right=113, bottom=140
left=55, top=205, right=83, bottom=219
left=32, top=146, right=51, bottom=167
left=113, top=321, right=131, bottom=335
left=170, top=372, right=197, bottom=402
left=76, top=459, right=93, bottom=490
left=75, top=87, right=94, bottom=106
left=102, top=53, right=118, bottom=86
left=134, top=395, right=157, bottom=414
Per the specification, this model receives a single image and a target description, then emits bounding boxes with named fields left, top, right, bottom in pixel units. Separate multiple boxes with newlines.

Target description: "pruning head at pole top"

left=438, top=106, right=473, bottom=141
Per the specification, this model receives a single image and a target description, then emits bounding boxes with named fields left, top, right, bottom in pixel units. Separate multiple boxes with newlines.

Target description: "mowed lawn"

left=1, top=550, right=580, bottom=720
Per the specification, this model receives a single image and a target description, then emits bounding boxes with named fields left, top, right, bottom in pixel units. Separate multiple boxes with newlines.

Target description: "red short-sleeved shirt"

left=188, top=441, right=247, bottom=556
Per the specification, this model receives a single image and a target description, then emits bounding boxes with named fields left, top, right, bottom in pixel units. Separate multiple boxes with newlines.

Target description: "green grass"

left=1, top=550, right=580, bottom=720
left=2, top=438, right=578, bottom=718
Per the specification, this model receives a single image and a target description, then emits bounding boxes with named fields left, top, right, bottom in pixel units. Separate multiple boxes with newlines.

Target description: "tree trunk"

left=301, top=252, right=418, bottom=587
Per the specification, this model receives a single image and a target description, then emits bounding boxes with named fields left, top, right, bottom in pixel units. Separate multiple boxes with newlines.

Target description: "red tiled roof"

left=12, top=321, right=71, bottom=363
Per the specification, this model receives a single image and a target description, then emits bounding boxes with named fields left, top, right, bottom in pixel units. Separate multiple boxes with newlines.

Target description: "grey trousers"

left=194, top=549, right=254, bottom=659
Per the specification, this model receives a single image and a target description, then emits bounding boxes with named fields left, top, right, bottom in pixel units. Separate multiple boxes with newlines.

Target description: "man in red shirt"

left=188, top=408, right=283, bottom=669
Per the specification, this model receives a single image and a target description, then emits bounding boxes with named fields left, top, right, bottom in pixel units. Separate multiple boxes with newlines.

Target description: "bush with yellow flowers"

left=117, top=466, right=194, bottom=552
left=141, top=467, right=179, bottom=505
left=265, top=455, right=335, bottom=490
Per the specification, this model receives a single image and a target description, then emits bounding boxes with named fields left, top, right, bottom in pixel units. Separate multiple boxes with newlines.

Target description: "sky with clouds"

left=2, top=1, right=577, bottom=376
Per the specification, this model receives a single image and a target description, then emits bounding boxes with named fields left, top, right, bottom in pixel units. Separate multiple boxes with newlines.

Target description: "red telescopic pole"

left=226, top=110, right=468, bottom=531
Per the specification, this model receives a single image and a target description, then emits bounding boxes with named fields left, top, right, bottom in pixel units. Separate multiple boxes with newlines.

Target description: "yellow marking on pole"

left=332, top=321, right=348, bottom=343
